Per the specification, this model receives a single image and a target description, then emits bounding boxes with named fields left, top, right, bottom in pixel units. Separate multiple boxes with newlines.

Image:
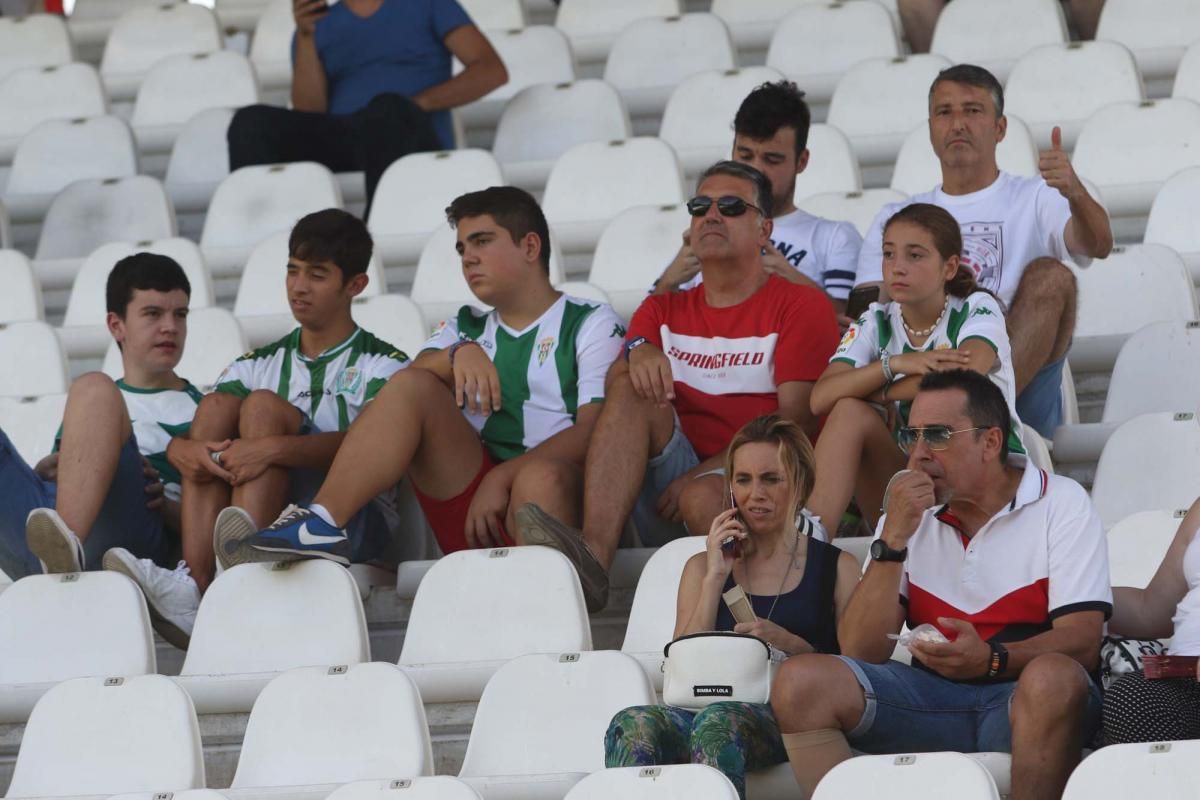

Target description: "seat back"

left=930, top=0, right=1066, bottom=81
left=7, top=674, right=204, bottom=797
left=589, top=204, right=691, bottom=294
left=794, top=123, right=864, bottom=202
left=1144, top=165, right=1200, bottom=262
left=798, top=188, right=909, bottom=237
left=400, top=547, right=591, bottom=665
left=459, top=25, right=574, bottom=109
left=543, top=137, right=685, bottom=226
left=200, top=162, right=343, bottom=252
left=658, top=66, right=785, bottom=169
left=603, top=14, right=736, bottom=96
left=1062, top=739, right=1200, bottom=798
left=766, top=1, right=900, bottom=96
left=554, top=0, right=681, bottom=62
left=815, top=753, right=999, bottom=799
left=131, top=50, right=259, bottom=130
left=103, top=306, right=245, bottom=390
left=7, top=115, right=137, bottom=197
left=457, top=0, right=524, bottom=29
left=1106, top=509, right=1183, bottom=589
left=493, top=80, right=631, bottom=167
left=1095, top=0, right=1200, bottom=79
left=249, top=0, right=294, bottom=88
left=565, top=765, right=739, bottom=800
left=351, top=295, right=429, bottom=360
left=0, top=14, right=74, bottom=82
left=232, top=663, right=432, bottom=788
left=367, top=149, right=504, bottom=241
left=0, top=63, right=108, bottom=145
left=36, top=175, right=177, bottom=261
left=459, top=651, right=657, bottom=777
left=891, top=115, right=1039, bottom=195
left=1073, top=244, right=1198, bottom=341
left=0, top=250, right=43, bottom=323
left=100, top=4, right=222, bottom=84
left=1092, top=412, right=1200, bottom=529
left=0, top=321, right=68, bottom=396
left=164, top=106, right=235, bottom=210
left=0, top=394, right=67, bottom=466
left=620, top=537, right=706, bottom=655
left=1104, top=321, right=1200, bottom=423
left=1173, top=41, right=1200, bottom=102
left=328, top=777, right=484, bottom=800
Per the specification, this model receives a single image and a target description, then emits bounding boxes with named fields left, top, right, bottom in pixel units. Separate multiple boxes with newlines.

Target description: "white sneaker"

left=103, top=548, right=199, bottom=651
left=26, top=508, right=86, bottom=574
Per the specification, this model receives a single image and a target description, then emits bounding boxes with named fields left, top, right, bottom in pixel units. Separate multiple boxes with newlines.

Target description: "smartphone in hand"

left=722, top=485, right=745, bottom=556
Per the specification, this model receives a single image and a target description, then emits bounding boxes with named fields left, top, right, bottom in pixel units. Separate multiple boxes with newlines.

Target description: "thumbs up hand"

left=1039, top=126, right=1083, bottom=202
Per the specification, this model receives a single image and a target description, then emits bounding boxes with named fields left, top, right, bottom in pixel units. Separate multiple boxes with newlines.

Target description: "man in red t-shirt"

left=515, top=160, right=840, bottom=611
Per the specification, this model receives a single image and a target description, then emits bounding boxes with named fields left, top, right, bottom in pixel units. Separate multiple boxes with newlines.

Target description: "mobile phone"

left=722, top=485, right=743, bottom=553
left=845, top=285, right=881, bottom=320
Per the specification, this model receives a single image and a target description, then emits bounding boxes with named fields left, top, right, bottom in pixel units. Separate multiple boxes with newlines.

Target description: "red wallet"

left=1143, top=655, right=1200, bottom=679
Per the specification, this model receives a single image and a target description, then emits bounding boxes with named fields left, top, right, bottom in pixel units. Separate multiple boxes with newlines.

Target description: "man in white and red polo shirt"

left=771, top=369, right=1111, bottom=800
left=514, top=160, right=839, bottom=611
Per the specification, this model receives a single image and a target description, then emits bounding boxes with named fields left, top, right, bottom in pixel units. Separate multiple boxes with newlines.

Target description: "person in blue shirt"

left=227, top=0, right=507, bottom=210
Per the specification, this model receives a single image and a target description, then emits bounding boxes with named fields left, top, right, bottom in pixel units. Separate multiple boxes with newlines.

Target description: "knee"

left=192, top=391, right=242, bottom=437
left=679, top=474, right=723, bottom=517
left=825, top=397, right=882, bottom=431
left=511, top=458, right=579, bottom=501
left=67, top=371, right=120, bottom=403
left=1019, top=258, right=1077, bottom=298
left=770, top=655, right=857, bottom=732
left=1013, top=653, right=1090, bottom=721
left=238, top=389, right=298, bottom=436
left=382, top=366, right=448, bottom=404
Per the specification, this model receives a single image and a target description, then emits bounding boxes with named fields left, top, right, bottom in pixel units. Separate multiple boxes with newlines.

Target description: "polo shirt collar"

left=933, top=456, right=1048, bottom=536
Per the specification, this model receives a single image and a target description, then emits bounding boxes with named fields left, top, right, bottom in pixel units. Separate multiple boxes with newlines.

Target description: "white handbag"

left=661, top=631, right=780, bottom=710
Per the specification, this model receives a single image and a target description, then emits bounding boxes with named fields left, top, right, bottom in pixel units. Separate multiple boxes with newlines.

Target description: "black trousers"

left=226, top=92, right=443, bottom=213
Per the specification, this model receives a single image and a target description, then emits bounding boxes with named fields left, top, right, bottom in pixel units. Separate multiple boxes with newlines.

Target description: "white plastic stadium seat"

left=234, top=231, right=387, bottom=347
left=603, top=14, right=736, bottom=119
left=1068, top=244, right=1198, bottom=373
left=1106, top=509, right=1183, bottom=590
left=1091, top=412, right=1200, bottom=529
left=1006, top=41, right=1144, bottom=150
left=230, top=664, right=432, bottom=790
left=459, top=0, right=525, bottom=30
left=59, top=238, right=214, bottom=359
left=173, top=560, right=369, bottom=715
left=794, top=123, right=864, bottom=203
left=1095, top=0, right=1200, bottom=81
left=1144, top=166, right=1200, bottom=281
left=543, top=137, right=686, bottom=254
left=890, top=115, right=1039, bottom=196
left=930, top=0, right=1066, bottom=83
left=0, top=200, right=10, bottom=249
left=1063, top=739, right=1200, bottom=798
left=200, top=162, right=343, bottom=278
left=215, top=0, right=275, bottom=31
left=368, top=149, right=504, bottom=267
left=0, top=63, right=108, bottom=163
left=659, top=66, right=786, bottom=177
left=0, top=250, right=43, bottom=323
left=34, top=176, right=178, bottom=290
left=131, top=51, right=259, bottom=154
left=814, top=752, right=1000, bottom=800
left=398, top=547, right=592, bottom=704
left=827, top=55, right=953, bottom=167
left=766, top=1, right=901, bottom=106
left=351, top=295, right=429, bottom=360
left=711, top=0, right=810, bottom=52
left=328, top=778, right=484, bottom=800
left=620, top=536, right=705, bottom=688
left=0, top=14, right=73, bottom=83
left=250, top=0, right=295, bottom=94
left=105, top=307, right=247, bottom=392
left=0, top=571, right=155, bottom=724
left=492, top=80, right=631, bottom=190
left=555, top=281, right=611, bottom=306
left=68, top=0, right=178, bottom=54
left=565, top=765, right=739, bottom=800
left=0, top=321, right=68, bottom=397
left=6, top=674, right=204, bottom=798
left=100, top=4, right=223, bottom=101
left=455, top=26, right=574, bottom=129
left=165, top=107, right=236, bottom=214
left=1173, top=41, right=1200, bottom=103
left=588, top=203, right=691, bottom=320
left=799, top=188, right=909, bottom=237
left=458, top=651, right=658, bottom=800
left=554, top=0, right=680, bottom=64
left=4, top=115, right=138, bottom=223
left=0, top=394, right=67, bottom=467
left=1073, top=98, right=1200, bottom=219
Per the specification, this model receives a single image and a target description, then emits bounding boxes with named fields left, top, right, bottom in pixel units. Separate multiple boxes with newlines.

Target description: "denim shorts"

left=836, top=657, right=1103, bottom=754
left=1016, top=354, right=1066, bottom=439
left=630, top=416, right=726, bottom=547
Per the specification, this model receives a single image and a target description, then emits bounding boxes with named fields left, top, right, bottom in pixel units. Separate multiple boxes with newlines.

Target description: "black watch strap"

left=870, top=538, right=908, bottom=562
left=986, top=641, right=1009, bottom=678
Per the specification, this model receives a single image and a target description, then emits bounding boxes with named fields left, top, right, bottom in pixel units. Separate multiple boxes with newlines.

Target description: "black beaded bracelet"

left=448, top=338, right=482, bottom=368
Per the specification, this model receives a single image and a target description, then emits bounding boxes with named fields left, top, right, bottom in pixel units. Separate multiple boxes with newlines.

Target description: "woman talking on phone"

left=604, top=415, right=860, bottom=800
left=804, top=203, right=1025, bottom=534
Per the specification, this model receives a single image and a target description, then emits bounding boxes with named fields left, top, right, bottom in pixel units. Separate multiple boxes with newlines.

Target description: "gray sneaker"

left=26, top=508, right=86, bottom=574
left=103, top=548, right=198, bottom=651
left=514, top=503, right=609, bottom=613
left=213, top=505, right=264, bottom=570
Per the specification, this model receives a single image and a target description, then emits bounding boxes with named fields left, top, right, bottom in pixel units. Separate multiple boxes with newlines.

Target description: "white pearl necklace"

left=901, top=296, right=950, bottom=338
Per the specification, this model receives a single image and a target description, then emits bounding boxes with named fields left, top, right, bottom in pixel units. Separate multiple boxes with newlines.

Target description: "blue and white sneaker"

left=216, top=504, right=351, bottom=567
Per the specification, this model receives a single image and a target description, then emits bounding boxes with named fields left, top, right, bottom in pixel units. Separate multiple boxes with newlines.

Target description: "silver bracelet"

left=880, top=350, right=894, bottom=382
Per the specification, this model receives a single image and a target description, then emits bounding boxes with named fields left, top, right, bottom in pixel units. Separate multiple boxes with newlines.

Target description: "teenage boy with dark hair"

left=655, top=80, right=862, bottom=315
left=220, top=186, right=625, bottom=576
left=116, top=208, right=408, bottom=649
left=0, top=254, right=197, bottom=585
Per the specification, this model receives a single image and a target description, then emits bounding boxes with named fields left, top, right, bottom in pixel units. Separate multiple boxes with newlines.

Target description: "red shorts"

left=412, top=448, right=514, bottom=554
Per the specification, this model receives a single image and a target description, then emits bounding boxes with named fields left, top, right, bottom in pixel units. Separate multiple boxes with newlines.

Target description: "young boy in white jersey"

left=654, top=80, right=862, bottom=316
left=0, top=254, right=198, bottom=589
left=223, top=187, right=625, bottom=579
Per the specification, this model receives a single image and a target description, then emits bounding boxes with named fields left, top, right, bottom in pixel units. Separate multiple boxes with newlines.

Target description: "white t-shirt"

left=855, top=172, right=1079, bottom=306
left=1169, top=529, right=1200, bottom=655
left=678, top=208, right=863, bottom=300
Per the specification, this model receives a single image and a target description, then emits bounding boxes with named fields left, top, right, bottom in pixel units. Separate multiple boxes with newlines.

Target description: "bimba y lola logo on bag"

left=693, top=685, right=734, bottom=697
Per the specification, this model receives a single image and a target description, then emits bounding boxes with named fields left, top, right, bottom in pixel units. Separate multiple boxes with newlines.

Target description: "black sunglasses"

left=686, top=195, right=763, bottom=218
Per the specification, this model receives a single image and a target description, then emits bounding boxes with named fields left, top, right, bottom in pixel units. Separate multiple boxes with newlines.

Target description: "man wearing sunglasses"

left=771, top=369, right=1110, bottom=800
left=515, top=160, right=840, bottom=611
left=654, top=80, right=863, bottom=316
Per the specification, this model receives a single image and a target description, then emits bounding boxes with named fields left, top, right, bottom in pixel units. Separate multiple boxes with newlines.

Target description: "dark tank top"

left=714, top=534, right=842, bottom=654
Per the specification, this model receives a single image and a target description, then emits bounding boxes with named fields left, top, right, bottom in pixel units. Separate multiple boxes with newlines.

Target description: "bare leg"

left=1007, top=258, right=1077, bottom=393
left=314, top=368, right=485, bottom=524
left=182, top=392, right=240, bottom=591
left=770, top=654, right=864, bottom=795
left=679, top=472, right=725, bottom=538
left=231, top=390, right=304, bottom=527
left=898, top=0, right=947, bottom=53
left=1009, top=654, right=1092, bottom=800
left=506, top=458, right=583, bottom=531
left=578, top=374, right=677, bottom=569
left=1065, top=0, right=1104, bottom=40
left=806, top=398, right=907, bottom=532
left=55, top=373, right=133, bottom=540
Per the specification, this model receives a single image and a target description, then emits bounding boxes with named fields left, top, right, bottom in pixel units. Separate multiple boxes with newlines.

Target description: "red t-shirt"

left=627, top=275, right=839, bottom=459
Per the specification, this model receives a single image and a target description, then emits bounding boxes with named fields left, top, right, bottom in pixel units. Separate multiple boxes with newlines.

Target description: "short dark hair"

left=734, top=80, right=811, bottom=155
left=696, top=160, right=775, bottom=219
left=929, top=64, right=1005, bottom=116
left=445, top=186, right=551, bottom=273
left=288, top=208, right=374, bottom=279
left=918, top=369, right=1012, bottom=460
left=105, top=252, right=191, bottom=317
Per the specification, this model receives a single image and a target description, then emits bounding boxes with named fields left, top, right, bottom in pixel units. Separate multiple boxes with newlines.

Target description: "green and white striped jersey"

left=214, top=327, right=409, bottom=432
left=424, top=294, right=625, bottom=462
